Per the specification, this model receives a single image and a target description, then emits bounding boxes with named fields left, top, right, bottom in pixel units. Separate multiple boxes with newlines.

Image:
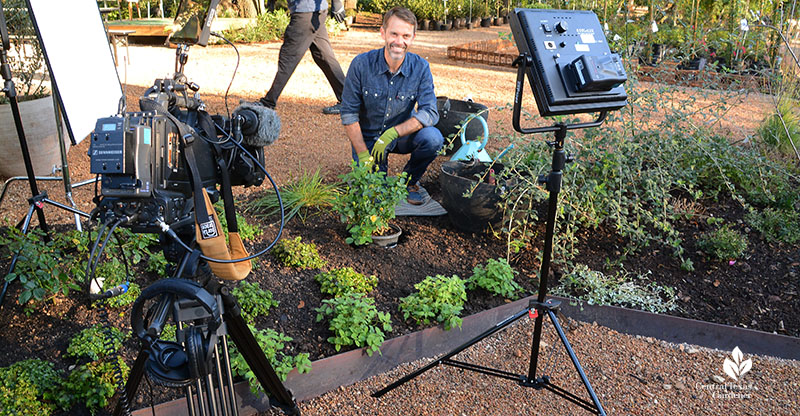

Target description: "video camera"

left=88, top=0, right=279, bottom=234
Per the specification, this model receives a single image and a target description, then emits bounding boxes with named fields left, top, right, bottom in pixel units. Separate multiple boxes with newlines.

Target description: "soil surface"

left=0, top=21, right=797, bottom=415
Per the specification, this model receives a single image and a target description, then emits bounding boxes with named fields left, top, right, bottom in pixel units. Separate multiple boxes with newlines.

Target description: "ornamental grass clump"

left=334, top=163, right=408, bottom=245
left=400, top=274, right=467, bottom=331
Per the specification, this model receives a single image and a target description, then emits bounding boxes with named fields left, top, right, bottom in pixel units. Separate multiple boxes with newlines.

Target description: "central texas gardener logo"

left=723, top=347, right=752, bottom=381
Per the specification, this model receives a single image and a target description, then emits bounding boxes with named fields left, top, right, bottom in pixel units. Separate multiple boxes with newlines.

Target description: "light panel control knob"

left=556, top=21, right=568, bottom=33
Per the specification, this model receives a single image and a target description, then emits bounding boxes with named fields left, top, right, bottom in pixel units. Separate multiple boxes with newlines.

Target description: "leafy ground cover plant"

left=57, top=357, right=129, bottom=415
left=232, top=281, right=280, bottom=325
left=247, top=168, right=340, bottom=223
left=334, top=163, right=408, bottom=245
left=315, top=292, right=392, bottom=356
left=466, top=258, right=522, bottom=299
left=66, top=325, right=127, bottom=362
left=229, top=324, right=312, bottom=393
left=271, top=236, right=327, bottom=269
left=399, top=275, right=467, bottom=331
left=0, top=359, right=62, bottom=415
left=745, top=207, right=800, bottom=245
left=553, top=264, right=678, bottom=314
left=697, top=223, right=748, bottom=260
left=315, top=267, right=378, bottom=297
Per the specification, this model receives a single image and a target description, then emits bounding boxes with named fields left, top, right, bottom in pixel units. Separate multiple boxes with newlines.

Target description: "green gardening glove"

left=370, top=127, right=399, bottom=165
left=357, top=150, right=373, bottom=168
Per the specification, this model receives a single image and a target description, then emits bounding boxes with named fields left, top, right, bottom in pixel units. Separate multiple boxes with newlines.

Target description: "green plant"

left=333, top=162, right=408, bottom=245
left=248, top=168, right=340, bottom=223
left=0, top=1, right=47, bottom=104
left=232, top=281, right=280, bottom=325
left=160, top=324, right=177, bottom=342
left=315, top=267, right=378, bottom=297
left=745, top=207, right=800, bottom=245
left=0, top=359, right=62, bottom=415
left=220, top=10, right=290, bottom=43
left=758, top=99, right=800, bottom=156
left=271, top=236, right=327, bottom=269
left=228, top=325, right=311, bottom=393
left=553, top=264, right=678, bottom=313
left=66, top=325, right=127, bottom=362
left=399, top=275, right=466, bottom=330
left=467, top=258, right=522, bottom=299
left=57, top=358, right=129, bottom=415
left=215, top=201, right=262, bottom=241
left=146, top=251, right=169, bottom=277
left=0, top=227, right=81, bottom=313
left=315, top=292, right=392, bottom=356
left=697, top=223, right=749, bottom=260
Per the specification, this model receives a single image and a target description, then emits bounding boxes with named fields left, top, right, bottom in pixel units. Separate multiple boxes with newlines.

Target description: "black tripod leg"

left=223, top=308, right=299, bottom=415
left=548, top=309, right=606, bottom=416
left=113, top=349, right=150, bottom=416
left=373, top=307, right=531, bottom=398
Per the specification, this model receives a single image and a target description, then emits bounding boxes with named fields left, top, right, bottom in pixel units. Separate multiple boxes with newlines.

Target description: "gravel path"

left=266, top=318, right=800, bottom=415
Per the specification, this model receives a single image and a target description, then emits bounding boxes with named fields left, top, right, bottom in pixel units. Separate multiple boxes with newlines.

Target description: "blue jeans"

left=352, top=126, right=444, bottom=186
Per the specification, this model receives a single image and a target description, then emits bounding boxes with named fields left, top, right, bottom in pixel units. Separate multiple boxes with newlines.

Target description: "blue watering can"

left=450, top=113, right=491, bottom=162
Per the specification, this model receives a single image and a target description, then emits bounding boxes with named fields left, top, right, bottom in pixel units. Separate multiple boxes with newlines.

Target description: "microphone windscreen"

left=234, top=102, right=281, bottom=147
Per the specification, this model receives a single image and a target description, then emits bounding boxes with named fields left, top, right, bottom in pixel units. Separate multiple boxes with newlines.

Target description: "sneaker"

left=406, top=183, right=424, bottom=206
left=322, top=102, right=342, bottom=115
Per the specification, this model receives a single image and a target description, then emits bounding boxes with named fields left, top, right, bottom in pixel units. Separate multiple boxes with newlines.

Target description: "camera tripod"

left=0, top=1, right=90, bottom=308
left=373, top=55, right=608, bottom=415
left=113, top=248, right=299, bottom=416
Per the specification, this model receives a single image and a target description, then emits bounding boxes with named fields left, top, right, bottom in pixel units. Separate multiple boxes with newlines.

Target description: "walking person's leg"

left=309, top=10, right=346, bottom=105
left=262, top=12, right=317, bottom=108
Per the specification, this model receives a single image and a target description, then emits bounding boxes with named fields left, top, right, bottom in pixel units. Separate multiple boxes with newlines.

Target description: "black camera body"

left=89, top=79, right=265, bottom=233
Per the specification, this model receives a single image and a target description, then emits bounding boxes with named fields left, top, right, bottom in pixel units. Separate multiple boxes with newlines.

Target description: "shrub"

left=220, top=10, right=290, bottom=43
left=229, top=325, right=311, bottom=393
left=232, top=281, right=279, bottom=325
left=697, top=223, right=748, bottom=260
left=271, top=236, right=326, bottom=269
left=553, top=264, right=677, bottom=313
left=745, top=207, right=800, bottom=245
left=467, top=258, right=522, bottom=299
left=400, top=275, right=466, bottom=330
left=248, top=168, right=340, bottom=223
left=334, top=162, right=408, bottom=245
left=315, top=293, right=392, bottom=356
left=315, top=267, right=378, bottom=297
left=0, top=359, right=62, bottom=416
left=66, top=325, right=127, bottom=362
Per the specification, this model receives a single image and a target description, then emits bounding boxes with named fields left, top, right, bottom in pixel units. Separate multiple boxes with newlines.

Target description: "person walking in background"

left=340, top=6, right=443, bottom=205
left=257, top=0, right=347, bottom=114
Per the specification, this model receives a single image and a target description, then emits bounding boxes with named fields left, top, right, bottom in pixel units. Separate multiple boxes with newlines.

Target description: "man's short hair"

left=382, top=6, right=417, bottom=32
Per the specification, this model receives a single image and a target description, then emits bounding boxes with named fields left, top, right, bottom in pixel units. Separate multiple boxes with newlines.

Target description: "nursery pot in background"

left=435, top=96, right=489, bottom=155
left=440, top=160, right=505, bottom=233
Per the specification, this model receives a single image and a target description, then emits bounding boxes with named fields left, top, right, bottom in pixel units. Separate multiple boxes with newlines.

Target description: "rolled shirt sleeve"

left=410, top=60, right=438, bottom=128
left=340, top=55, right=363, bottom=126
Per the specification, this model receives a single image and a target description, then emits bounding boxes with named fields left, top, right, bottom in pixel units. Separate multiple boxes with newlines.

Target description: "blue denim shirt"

left=289, top=0, right=327, bottom=13
left=340, top=48, right=439, bottom=139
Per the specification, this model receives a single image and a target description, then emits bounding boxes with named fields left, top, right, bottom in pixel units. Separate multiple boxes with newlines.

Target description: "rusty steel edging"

left=132, top=295, right=799, bottom=415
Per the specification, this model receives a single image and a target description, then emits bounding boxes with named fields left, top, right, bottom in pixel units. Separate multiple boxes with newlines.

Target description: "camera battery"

left=569, top=54, right=627, bottom=93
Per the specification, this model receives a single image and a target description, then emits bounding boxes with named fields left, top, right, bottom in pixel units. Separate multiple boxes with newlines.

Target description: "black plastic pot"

left=481, top=17, right=492, bottom=27
left=440, top=160, right=505, bottom=233
left=435, top=96, right=490, bottom=155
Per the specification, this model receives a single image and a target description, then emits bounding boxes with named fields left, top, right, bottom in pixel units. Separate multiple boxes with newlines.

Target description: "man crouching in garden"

left=339, top=6, right=444, bottom=206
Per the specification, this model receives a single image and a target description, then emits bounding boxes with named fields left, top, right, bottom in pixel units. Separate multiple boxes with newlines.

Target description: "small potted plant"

left=334, top=163, right=409, bottom=247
